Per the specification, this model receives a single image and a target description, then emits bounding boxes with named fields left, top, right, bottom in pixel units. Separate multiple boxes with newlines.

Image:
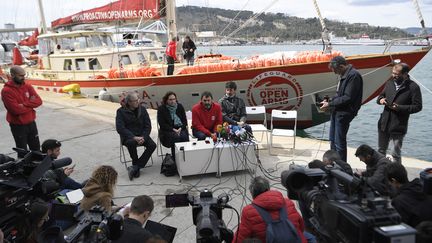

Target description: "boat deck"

left=1, top=86, right=430, bottom=242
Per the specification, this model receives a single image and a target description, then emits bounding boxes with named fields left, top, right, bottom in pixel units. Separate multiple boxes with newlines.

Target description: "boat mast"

left=312, top=0, right=332, bottom=53
left=412, top=0, right=430, bottom=45
left=37, top=0, right=48, bottom=34
left=166, top=0, right=178, bottom=41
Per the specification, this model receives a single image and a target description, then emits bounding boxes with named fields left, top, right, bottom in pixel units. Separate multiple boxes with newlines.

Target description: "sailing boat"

left=20, top=0, right=431, bottom=129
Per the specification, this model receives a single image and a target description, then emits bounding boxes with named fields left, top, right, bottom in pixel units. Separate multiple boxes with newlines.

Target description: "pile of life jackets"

left=104, top=67, right=162, bottom=79
left=176, top=50, right=344, bottom=75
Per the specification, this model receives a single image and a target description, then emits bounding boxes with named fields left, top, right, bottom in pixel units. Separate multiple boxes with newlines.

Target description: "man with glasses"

left=116, top=92, right=156, bottom=180
left=377, top=63, right=422, bottom=163
left=1, top=65, right=42, bottom=156
left=320, top=56, right=363, bottom=163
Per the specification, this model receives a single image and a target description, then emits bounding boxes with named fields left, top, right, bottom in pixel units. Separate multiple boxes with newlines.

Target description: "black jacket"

left=334, top=159, right=353, bottom=175
left=218, top=95, right=247, bottom=125
left=112, top=218, right=152, bottom=243
left=377, top=77, right=422, bottom=135
left=362, top=151, right=391, bottom=196
left=157, top=103, right=188, bottom=146
left=116, top=105, right=152, bottom=143
left=329, top=65, right=363, bottom=116
left=392, top=178, right=432, bottom=227
left=182, top=40, right=197, bottom=58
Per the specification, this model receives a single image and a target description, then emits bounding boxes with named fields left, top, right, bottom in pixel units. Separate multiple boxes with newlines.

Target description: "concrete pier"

left=1, top=88, right=430, bottom=242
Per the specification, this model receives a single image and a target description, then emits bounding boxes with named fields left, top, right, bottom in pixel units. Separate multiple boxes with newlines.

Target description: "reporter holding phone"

left=42, top=139, right=83, bottom=190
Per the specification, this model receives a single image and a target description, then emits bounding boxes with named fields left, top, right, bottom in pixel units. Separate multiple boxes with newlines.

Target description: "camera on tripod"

left=166, top=189, right=233, bottom=243
left=281, top=164, right=416, bottom=243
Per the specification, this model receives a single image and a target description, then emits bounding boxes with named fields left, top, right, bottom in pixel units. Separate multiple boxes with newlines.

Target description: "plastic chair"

left=269, top=110, right=297, bottom=155
left=120, top=140, right=153, bottom=169
left=246, top=106, right=269, bottom=144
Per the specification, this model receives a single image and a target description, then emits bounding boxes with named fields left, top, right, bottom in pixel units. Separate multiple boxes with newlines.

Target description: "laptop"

left=66, top=189, right=84, bottom=204
left=144, top=220, right=177, bottom=243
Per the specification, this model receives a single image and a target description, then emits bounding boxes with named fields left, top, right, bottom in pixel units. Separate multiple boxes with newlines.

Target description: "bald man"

left=1, top=66, right=42, bottom=155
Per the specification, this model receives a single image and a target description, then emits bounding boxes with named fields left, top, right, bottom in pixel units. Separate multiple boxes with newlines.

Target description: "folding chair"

left=246, top=106, right=269, bottom=145
left=120, top=140, right=153, bottom=170
left=156, top=123, right=171, bottom=158
left=269, top=110, right=297, bottom=155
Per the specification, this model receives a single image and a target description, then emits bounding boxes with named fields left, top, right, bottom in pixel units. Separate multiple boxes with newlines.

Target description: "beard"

left=394, top=76, right=404, bottom=85
left=13, top=76, right=24, bottom=84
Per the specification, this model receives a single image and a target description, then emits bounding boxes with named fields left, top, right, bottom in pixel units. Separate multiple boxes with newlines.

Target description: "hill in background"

left=176, top=6, right=414, bottom=42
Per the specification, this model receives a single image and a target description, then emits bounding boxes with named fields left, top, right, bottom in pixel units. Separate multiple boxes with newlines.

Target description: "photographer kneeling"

left=113, top=195, right=154, bottom=243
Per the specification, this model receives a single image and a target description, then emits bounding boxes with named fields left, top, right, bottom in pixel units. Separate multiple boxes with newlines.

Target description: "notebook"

left=144, top=220, right=177, bottom=243
left=66, top=189, right=84, bottom=204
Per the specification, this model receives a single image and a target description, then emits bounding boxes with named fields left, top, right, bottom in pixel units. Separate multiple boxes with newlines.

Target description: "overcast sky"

left=1, top=0, right=431, bottom=29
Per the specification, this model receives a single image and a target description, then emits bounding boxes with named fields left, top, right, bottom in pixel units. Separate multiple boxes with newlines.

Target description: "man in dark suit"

left=113, top=195, right=154, bottom=243
left=116, top=92, right=156, bottom=180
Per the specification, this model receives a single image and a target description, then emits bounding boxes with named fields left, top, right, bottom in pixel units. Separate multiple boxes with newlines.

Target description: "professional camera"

left=65, top=206, right=123, bottom=243
left=281, top=164, right=416, bottom=243
left=166, top=189, right=234, bottom=243
left=0, top=149, right=72, bottom=242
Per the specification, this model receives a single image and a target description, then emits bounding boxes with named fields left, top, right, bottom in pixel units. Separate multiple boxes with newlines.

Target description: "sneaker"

left=127, top=166, right=135, bottom=181
left=134, top=169, right=140, bottom=178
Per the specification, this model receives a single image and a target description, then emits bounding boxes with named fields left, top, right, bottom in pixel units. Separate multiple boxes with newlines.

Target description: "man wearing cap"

left=320, top=56, right=363, bottom=163
left=42, top=139, right=82, bottom=190
left=219, top=81, right=252, bottom=134
left=1, top=66, right=42, bottom=156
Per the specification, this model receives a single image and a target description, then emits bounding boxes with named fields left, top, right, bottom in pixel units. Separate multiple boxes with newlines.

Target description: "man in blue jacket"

left=116, top=92, right=156, bottom=180
left=320, top=56, right=363, bottom=162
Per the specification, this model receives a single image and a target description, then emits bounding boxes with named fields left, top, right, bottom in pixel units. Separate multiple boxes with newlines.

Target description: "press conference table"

left=174, top=140, right=257, bottom=179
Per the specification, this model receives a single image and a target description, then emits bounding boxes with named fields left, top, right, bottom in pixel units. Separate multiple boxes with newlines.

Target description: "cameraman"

left=113, top=195, right=154, bottom=243
left=322, top=149, right=353, bottom=175
left=41, top=139, right=82, bottom=190
left=386, top=163, right=432, bottom=227
left=16, top=199, right=50, bottom=243
left=355, top=144, right=392, bottom=196
left=233, top=177, right=307, bottom=243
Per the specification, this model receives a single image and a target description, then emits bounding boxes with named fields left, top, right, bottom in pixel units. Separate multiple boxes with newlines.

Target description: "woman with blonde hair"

left=80, top=165, right=118, bottom=212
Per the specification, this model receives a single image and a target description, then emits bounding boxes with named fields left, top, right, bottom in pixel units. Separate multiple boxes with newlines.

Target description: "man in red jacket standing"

left=1, top=66, right=42, bottom=155
left=165, top=37, right=177, bottom=75
left=233, top=176, right=307, bottom=243
left=192, top=91, right=222, bottom=140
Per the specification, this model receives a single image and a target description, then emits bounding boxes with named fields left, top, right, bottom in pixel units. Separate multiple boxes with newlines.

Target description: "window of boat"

left=149, top=52, right=158, bottom=62
left=91, top=36, right=102, bottom=47
left=137, top=53, right=146, bottom=64
left=38, top=39, right=50, bottom=55
left=89, top=58, right=102, bottom=70
left=101, top=35, right=114, bottom=47
left=121, top=55, right=132, bottom=65
left=74, top=37, right=87, bottom=49
left=63, top=59, right=72, bottom=70
left=75, top=58, right=86, bottom=70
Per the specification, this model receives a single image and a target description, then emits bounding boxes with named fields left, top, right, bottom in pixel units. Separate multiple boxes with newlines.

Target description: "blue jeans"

left=329, top=112, right=355, bottom=162
left=192, top=129, right=208, bottom=141
left=62, top=177, right=83, bottom=190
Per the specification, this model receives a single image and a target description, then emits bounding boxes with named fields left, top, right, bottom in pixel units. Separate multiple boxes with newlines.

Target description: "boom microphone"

left=51, top=157, right=72, bottom=169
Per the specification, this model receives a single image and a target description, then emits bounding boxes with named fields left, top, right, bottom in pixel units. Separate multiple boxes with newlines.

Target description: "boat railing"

left=383, top=35, right=431, bottom=53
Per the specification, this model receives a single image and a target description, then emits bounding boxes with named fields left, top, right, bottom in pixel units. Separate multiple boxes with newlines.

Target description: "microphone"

left=51, top=157, right=72, bottom=169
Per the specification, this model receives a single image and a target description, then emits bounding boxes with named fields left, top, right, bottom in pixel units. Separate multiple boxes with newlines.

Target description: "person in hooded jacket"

left=182, top=35, right=197, bottom=66
left=386, top=162, right=432, bottom=227
left=1, top=65, right=42, bottom=155
left=80, top=165, right=118, bottom=213
left=377, top=63, right=422, bottom=163
left=232, top=176, right=307, bottom=243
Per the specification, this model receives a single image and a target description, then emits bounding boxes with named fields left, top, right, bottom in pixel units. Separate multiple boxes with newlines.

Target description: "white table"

left=174, top=140, right=257, bottom=179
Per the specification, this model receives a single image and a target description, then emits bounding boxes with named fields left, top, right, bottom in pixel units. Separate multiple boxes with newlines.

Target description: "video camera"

left=166, top=190, right=234, bottom=243
left=0, top=149, right=72, bottom=241
left=65, top=206, right=123, bottom=243
left=281, top=164, right=416, bottom=243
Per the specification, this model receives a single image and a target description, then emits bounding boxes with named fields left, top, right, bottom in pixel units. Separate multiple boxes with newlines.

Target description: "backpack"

left=252, top=203, right=302, bottom=243
left=160, top=153, right=177, bottom=177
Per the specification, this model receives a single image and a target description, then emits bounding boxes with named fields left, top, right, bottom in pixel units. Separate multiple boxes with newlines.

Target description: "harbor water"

left=200, top=45, right=432, bottom=161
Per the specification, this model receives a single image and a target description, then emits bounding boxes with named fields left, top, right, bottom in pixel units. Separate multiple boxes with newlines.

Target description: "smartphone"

left=165, top=193, right=190, bottom=208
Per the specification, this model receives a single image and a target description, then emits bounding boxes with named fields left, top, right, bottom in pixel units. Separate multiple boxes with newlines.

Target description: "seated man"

left=113, top=195, right=154, bottom=243
left=42, top=139, right=82, bottom=190
left=192, top=91, right=222, bottom=140
left=233, top=176, right=306, bottom=243
left=116, top=92, right=156, bottom=181
left=355, top=144, right=392, bottom=196
left=219, top=81, right=252, bottom=134
left=386, top=163, right=432, bottom=227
